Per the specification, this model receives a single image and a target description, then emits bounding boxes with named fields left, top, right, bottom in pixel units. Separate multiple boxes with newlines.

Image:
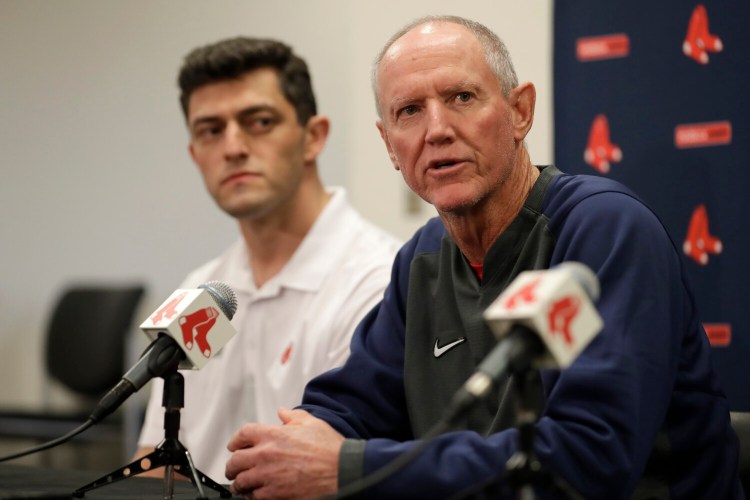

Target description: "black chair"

left=731, top=411, right=750, bottom=494
left=0, top=284, right=146, bottom=458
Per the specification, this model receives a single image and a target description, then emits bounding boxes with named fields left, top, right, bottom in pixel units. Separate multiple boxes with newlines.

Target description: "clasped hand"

left=226, top=407, right=344, bottom=500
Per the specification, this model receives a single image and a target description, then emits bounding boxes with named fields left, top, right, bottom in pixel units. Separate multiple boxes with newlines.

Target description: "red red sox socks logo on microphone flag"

left=485, top=266, right=602, bottom=369
left=554, top=1, right=749, bottom=407
left=143, top=288, right=236, bottom=369
left=179, top=307, right=219, bottom=358
left=502, top=277, right=580, bottom=348
left=547, top=296, right=581, bottom=347
left=151, top=292, right=218, bottom=358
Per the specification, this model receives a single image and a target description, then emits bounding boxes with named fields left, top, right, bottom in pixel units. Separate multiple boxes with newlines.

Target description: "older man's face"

left=376, top=22, right=519, bottom=215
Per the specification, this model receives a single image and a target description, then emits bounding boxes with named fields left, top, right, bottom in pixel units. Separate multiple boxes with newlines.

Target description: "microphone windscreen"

left=199, top=281, right=238, bottom=320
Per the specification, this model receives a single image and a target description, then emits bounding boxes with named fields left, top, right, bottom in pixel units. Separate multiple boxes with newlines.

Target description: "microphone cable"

left=0, top=335, right=159, bottom=465
left=0, top=419, right=94, bottom=463
left=0, top=281, right=238, bottom=465
left=324, top=369, right=509, bottom=500
left=0, top=333, right=175, bottom=464
left=324, top=330, right=545, bottom=499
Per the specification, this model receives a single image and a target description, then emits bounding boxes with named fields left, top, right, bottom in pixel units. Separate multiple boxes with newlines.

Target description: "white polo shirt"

left=137, top=187, right=401, bottom=481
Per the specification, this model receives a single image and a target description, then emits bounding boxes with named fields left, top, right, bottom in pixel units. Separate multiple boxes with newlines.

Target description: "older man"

left=224, top=16, right=741, bottom=499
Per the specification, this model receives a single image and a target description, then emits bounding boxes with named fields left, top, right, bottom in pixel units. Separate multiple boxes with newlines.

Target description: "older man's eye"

left=456, top=92, right=472, bottom=103
left=401, top=105, right=419, bottom=116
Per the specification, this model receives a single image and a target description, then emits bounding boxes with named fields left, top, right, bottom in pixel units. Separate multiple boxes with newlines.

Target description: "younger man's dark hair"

left=178, top=37, right=317, bottom=125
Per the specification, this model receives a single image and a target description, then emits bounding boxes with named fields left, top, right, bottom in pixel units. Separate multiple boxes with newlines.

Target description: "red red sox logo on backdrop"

left=679, top=6, right=728, bottom=346
left=683, top=4, right=723, bottom=64
left=683, top=204, right=722, bottom=266
left=569, top=4, right=731, bottom=350
left=684, top=204, right=729, bottom=346
left=575, top=33, right=630, bottom=62
left=577, top=5, right=726, bottom=172
left=503, top=278, right=579, bottom=347
left=584, top=114, right=622, bottom=174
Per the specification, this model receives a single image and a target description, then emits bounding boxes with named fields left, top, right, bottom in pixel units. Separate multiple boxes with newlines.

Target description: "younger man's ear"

left=303, top=115, right=330, bottom=163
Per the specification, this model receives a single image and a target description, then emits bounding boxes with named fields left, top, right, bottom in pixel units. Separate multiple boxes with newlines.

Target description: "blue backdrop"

left=553, top=1, right=750, bottom=409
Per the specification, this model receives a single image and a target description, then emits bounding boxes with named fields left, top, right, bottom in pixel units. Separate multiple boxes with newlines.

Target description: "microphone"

left=89, top=281, right=238, bottom=423
left=447, top=262, right=603, bottom=419
left=139, top=280, right=238, bottom=370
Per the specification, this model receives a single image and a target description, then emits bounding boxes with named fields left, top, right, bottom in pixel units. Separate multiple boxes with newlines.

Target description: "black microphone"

left=89, top=281, right=237, bottom=423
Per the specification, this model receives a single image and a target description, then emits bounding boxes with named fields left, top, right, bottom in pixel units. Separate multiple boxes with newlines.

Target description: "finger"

left=226, top=426, right=248, bottom=452
left=229, top=471, right=258, bottom=497
left=225, top=447, right=257, bottom=481
left=227, top=422, right=271, bottom=452
left=229, top=464, right=266, bottom=498
left=277, top=406, right=292, bottom=424
left=279, top=407, right=311, bottom=426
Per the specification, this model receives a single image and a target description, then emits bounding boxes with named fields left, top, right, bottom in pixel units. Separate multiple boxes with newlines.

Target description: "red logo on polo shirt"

left=584, top=114, right=622, bottom=174
left=683, top=204, right=722, bottom=265
left=576, top=33, right=630, bottom=62
left=674, top=121, right=732, bottom=149
left=280, top=343, right=293, bottom=365
left=683, top=4, right=723, bottom=64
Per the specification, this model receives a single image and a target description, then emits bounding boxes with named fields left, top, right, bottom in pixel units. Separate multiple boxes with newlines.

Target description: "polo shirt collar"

left=241, top=187, right=354, bottom=296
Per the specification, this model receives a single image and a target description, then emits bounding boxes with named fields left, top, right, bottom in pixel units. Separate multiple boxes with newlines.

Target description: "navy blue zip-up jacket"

left=300, top=166, right=742, bottom=499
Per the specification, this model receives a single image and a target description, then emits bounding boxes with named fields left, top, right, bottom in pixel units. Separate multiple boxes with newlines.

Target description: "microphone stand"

left=73, top=369, right=232, bottom=499
left=500, top=370, right=583, bottom=500
left=449, top=369, right=585, bottom=500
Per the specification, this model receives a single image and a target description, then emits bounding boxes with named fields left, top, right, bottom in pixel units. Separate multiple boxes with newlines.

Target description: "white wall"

left=0, top=0, right=552, bottom=408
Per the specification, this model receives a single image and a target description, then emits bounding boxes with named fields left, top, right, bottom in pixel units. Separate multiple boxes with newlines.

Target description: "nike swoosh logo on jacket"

left=433, top=337, right=466, bottom=358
